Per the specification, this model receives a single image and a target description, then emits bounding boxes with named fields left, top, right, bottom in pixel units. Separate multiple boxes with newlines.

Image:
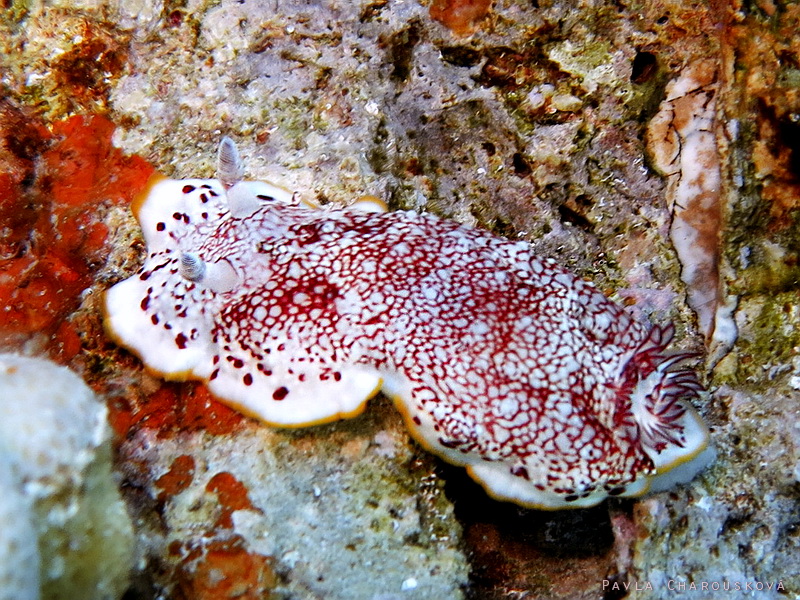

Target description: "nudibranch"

left=105, top=138, right=711, bottom=509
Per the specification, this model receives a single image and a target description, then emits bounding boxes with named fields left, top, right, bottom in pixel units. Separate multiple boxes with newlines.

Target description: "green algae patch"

left=723, top=292, right=800, bottom=387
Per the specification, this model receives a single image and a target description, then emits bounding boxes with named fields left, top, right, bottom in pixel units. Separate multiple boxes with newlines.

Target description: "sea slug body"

left=105, top=138, right=711, bottom=509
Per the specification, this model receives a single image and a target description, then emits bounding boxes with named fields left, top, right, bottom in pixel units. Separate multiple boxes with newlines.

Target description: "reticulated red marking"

left=108, top=181, right=708, bottom=507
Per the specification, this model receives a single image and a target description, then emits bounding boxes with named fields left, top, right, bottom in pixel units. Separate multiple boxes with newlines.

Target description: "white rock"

left=0, top=354, right=134, bottom=600
left=0, top=455, right=40, bottom=600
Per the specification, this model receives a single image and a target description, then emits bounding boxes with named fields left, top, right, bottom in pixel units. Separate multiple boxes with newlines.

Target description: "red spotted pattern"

left=110, top=180, right=705, bottom=506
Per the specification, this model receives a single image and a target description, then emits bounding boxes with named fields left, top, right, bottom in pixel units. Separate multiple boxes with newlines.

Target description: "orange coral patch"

left=52, top=320, right=84, bottom=363
left=156, top=455, right=197, bottom=502
left=0, top=111, right=154, bottom=359
left=430, top=0, right=492, bottom=36
left=183, top=385, right=249, bottom=436
left=106, top=382, right=247, bottom=439
left=106, top=395, right=137, bottom=439
left=43, top=115, right=153, bottom=207
left=206, top=471, right=260, bottom=528
left=176, top=537, right=277, bottom=600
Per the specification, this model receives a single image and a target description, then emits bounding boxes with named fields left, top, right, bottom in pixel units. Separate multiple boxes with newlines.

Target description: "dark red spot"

left=139, top=271, right=151, bottom=281
left=243, top=373, right=253, bottom=386
left=200, top=193, right=208, bottom=203
left=511, top=465, right=530, bottom=480
left=412, top=415, right=422, bottom=425
left=256, top=194, right=275, bottom=201
left=202, top=212, right=208, bottom=219
left=210, top=369, right=219, bottom=380
left=151, top=314, right=159, bottom=324
left=140, top=296, right=150, bottom=310
left=213, top=355, right=220, bottom=365
left=156, top=222, right=166, bottom=231
left=182, top=185, right=195, bottom=194
left=293, top=223, right=322, bottom=245
left=272, top=386, right=289, bottom=401
left=232, top=358, right=244, bottom=369
left=333, top=371, right=342, bottom=381
left=172, top=212, right=182, bottom=220
left=175, top=333, right=188, bottom=349
left=166, top=9, right=183, bottom=27
left=164, top=323, right=172, bottom=330
left=182, top=214, right=190, bottom=224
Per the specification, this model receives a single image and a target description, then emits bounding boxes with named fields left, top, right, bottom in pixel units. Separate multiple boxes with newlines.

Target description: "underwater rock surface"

left=0, top=354, right=134, bottom=600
